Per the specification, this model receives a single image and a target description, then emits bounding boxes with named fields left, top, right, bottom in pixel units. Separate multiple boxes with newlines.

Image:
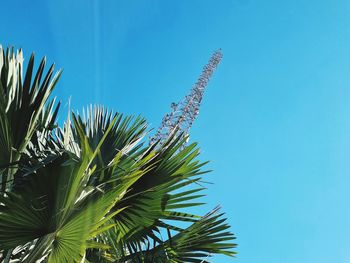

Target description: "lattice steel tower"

left=150, top=49, right=223, bottom=147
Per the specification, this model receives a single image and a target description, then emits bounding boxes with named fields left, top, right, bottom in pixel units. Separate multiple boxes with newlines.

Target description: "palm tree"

left=0, top=46, right=237, bottom=263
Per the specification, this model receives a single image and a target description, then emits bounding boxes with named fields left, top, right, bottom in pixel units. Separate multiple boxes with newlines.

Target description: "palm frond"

left=118, top=207, right=237, bottom=263
left=0, top=46, right=61, bottom=192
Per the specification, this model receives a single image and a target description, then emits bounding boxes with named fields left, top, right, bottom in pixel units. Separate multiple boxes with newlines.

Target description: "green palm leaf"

left=0, top=46, right=61, bottom=192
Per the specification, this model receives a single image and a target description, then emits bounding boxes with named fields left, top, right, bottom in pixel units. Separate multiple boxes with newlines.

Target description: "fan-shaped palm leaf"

left=0, top=46, right=61, bottom=192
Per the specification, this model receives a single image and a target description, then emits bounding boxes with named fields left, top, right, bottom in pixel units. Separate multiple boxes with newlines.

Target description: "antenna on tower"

left=150, top=49, right=223, bottom=148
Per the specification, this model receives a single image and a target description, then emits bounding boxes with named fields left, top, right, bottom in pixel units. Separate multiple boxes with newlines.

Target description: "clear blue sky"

left=1, top=1, right=350, bottom=262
